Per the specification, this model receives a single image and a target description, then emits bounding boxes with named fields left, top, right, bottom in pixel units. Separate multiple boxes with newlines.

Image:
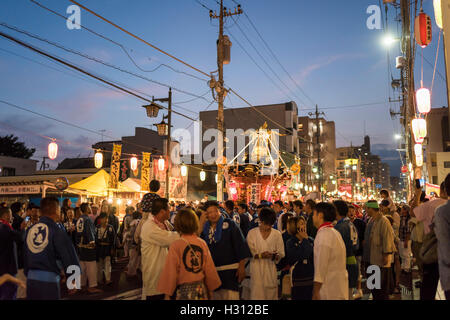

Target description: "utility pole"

left=309, top=105, right=325, bottom=201
left=210, top=1, right=242, bottom=203
left=399, top=0, right=416, bottom=200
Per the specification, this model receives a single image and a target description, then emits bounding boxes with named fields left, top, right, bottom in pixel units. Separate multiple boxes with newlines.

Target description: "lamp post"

left=144, top=88, right=172, bottom=199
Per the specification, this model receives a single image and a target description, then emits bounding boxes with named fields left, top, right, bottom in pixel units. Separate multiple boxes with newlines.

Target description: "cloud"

left=293, top=53, right=366, bottom=85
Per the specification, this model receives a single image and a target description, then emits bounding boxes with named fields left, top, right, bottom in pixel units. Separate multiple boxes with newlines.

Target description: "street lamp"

left=142, top=103, right=161, bottom=118
left=144, top=88, right=172, bottom=199
left=156, top=116, right=169, bottom=136
left=382, top=34, right=399, bottom=47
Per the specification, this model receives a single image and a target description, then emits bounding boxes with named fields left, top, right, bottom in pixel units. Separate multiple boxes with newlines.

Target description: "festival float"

left=220, top=123, right=302, bottom=203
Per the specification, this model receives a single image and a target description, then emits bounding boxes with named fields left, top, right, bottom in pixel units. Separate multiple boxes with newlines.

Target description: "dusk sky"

left=0, top=0, right=447, bottom=174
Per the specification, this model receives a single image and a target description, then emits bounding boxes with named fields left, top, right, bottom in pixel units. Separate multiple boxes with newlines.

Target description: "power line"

left=226, top=29, right=295, bottom=104
left=194, top=0, right=213, bottom=11
left=0, top=30, right=201, bottom=123
left=228, top=15, right=305, bottom=105
left=29, top=0, right=209, bottom=82
left=233, top=2, right=316, bottom=107
left=0, top=22, right=212, bottom=102
left=68, top=0, right=211, bottom=78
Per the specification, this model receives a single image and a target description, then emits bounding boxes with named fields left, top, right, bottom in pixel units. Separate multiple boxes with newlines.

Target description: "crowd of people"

left=0, top=175, right=449, bottom=301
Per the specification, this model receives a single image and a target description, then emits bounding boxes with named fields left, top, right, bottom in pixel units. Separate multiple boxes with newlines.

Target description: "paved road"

left=62, top=257, right=142, bottom=300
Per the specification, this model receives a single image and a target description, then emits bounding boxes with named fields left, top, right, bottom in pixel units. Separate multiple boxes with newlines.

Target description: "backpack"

left=420, top=221, right=438, bottom=264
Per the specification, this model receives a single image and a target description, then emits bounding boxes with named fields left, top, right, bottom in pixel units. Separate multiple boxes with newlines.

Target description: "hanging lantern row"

left=181, top=164, right=188, bottom=177
left=433, top=0, right=443, bottom=29
left=200, top=170, right=206, bottom=182
left=158, top=158, right=165, bottom=171
left=414, top=143, right=423, bottom=167
left=416, top=87, right=431, bottom=114
left=94, top=150, right=103, bottom=169
left=130, top=156, right=138, bottom=171
left=412, top=118, right=427, bottom=144
left=48, top=139, right=58, bottom=160
left=415, top=9, right=432, bottom=48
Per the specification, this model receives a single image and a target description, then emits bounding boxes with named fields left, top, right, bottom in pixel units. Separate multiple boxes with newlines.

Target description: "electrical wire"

left=228, top=15, right=304, bottom=105
left=68, top=0, right=211, bottom=78
left=232, top=1, right=316, bottom=107
left=29, top=0, right=208, bottom=82
left=0, top=22, right=211, bottom=102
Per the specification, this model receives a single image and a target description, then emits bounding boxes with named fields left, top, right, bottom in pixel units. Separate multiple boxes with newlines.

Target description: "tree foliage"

left=0, top=134, right=36, bottom=159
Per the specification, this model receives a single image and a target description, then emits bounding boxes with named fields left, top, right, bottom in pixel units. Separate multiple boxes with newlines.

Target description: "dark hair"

left=333, top=200, right=348, bottom=217
left=380, top=189, right=389, bottom=197
left=315, top=202, right=336, bottom=222
left=380, top=200, right=390, bottom=208
left=257, top=204, right=267, bottom=209
left=293, top=200, right=303, bottom=210
left=174, top=208, right=199, bottom=235
left=205, top=200, right=220, bottom=210
left=62, top=198, right=71, bottom=208
left=152, top=198, right=169, bottom=215
left=150, top=180, right=160, bottom=192
left=126, top=206, right=135, bottom=214
left=225, top=200, right=234, bottom=211
left=40, top=197, right=60, bottom=216
left=281, top=212, right=294, bottom=231
left=10, top=202, right=22, bottom=214
left=287, top=216, right=306, bottom=236
left=132, top=211, right=141, bottom=220
left=99, top=212, right=108, bottom=220
left=274, top=200, right=283, bottom=207
left=80, top=203, right=90, bottom=214
left=0, top=207, right=11, bottom=218
left=259, top=207, right=277, bottom=226
left=238, top=203, right=248, bottom=212
left=445, top=174, right=450, bottom=196
left=305, top=199, right=316, bottom=210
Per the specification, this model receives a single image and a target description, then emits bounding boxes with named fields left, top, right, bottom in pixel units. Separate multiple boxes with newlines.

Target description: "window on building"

left=444, top=161, right=450, bottom=169
left=1, top=167, right=15, bottom=176
left=433, top=176, right=438, bottom=184
left=431, top=162, right=437, bottom=167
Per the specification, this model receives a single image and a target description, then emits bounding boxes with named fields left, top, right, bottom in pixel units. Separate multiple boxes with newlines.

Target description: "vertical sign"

left=141, top=152, right=151, bottom=192
left=109, top=144, right=122, bottom=189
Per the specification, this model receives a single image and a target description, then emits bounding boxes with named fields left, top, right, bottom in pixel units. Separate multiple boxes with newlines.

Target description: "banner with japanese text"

left=141, top=152, right=151, bottom=192
left=108, top=144, right=122, bottom=189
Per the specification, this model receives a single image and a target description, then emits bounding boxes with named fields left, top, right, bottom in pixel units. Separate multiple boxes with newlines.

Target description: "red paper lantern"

left=401, top=165, right=408, bottom=173
left=415, top=11, right=432, bottom=48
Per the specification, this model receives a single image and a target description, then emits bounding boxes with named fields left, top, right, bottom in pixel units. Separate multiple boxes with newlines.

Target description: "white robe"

left=313, top=226, right=349, bottom=300
left=246, top=227, right=285, bottom=300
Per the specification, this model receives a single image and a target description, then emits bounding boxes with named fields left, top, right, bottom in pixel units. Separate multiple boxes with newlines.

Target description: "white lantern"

left=130, top=156, right=138, bottom=171
left=299, top=183, right=304, bottom=189
left=412, top=118, right=427, bottom=144
left=416, top=154, right=424, bottom=167
left=108, top=198, right=113, bottom=204
left=117, top=199, right=122, bottom=205
left=158, top=158, right=165, bottom=171
left=433, top=0, right=443, bottom=29
left=48, top=140, right=58, bottom=160
left=414, top=143, right=423, bottom=157
left=181, top=164, right=187, bottom=177
left=215, top=174, right=218, bottom=183
left=416, top=87, right=431, bottom=114
left=94, top=151, right=103, bottom=169
left=200, top=170, right=206, bottom=182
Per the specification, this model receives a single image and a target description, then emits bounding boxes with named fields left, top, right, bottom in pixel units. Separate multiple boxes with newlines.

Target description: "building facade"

left=298, top=116, right=336, bottom=193
left=425, top=107, right=450, bottom=185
